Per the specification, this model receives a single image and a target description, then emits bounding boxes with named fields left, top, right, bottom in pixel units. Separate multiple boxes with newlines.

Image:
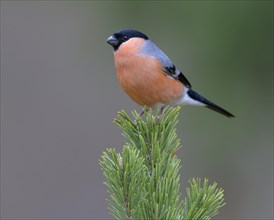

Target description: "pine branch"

left=100, top=106, right=225, bottom=219
left=100, top=147, right=148, bottom=219
left=182, top=178, right=225, bottom=219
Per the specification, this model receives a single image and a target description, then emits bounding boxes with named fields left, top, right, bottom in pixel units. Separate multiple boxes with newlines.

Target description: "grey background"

left=1, top=1, right=273, bottom=219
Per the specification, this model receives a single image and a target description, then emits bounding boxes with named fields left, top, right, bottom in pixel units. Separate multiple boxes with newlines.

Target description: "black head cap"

left=106, top=29, right=149, bottom=51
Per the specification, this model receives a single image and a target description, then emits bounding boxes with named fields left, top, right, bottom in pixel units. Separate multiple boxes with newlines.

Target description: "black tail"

left=187, top=89, right=234, bottom=118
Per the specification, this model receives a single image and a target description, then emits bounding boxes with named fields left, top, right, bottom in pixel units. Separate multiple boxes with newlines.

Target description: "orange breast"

left=114, top=38, right=184, bottom=107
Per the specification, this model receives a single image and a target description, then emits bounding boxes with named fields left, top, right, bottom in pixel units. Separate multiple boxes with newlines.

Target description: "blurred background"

left=1, top=1, right=273, bottom=219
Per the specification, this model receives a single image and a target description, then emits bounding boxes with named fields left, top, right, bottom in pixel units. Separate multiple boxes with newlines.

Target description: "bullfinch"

left=107, top=29, right=234, bottom=118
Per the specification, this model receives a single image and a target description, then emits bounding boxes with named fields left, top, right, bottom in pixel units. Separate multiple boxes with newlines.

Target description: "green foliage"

left=100, top=107, right=225, bottom=219
left=100, top=147, right=148, bottom=219
left=183, top=178, right=225, bottom=220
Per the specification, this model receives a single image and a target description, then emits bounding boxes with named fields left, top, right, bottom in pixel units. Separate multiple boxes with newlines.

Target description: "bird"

left=106, top=29, right=234, bottom=118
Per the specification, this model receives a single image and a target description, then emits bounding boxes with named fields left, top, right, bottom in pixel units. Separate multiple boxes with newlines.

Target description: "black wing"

left=164, top=65, right=192, bottom=88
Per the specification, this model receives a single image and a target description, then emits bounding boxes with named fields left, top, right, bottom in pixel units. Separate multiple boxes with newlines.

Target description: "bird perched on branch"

left=107, top=29, right=234, bottom=118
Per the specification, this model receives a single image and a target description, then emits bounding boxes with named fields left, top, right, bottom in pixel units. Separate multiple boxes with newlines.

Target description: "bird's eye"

left=122, top=36, right=128, bottom=41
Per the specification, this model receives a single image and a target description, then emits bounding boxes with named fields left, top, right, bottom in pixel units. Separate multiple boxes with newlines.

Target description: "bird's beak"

left=106, top=35, right=119, bottom=46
